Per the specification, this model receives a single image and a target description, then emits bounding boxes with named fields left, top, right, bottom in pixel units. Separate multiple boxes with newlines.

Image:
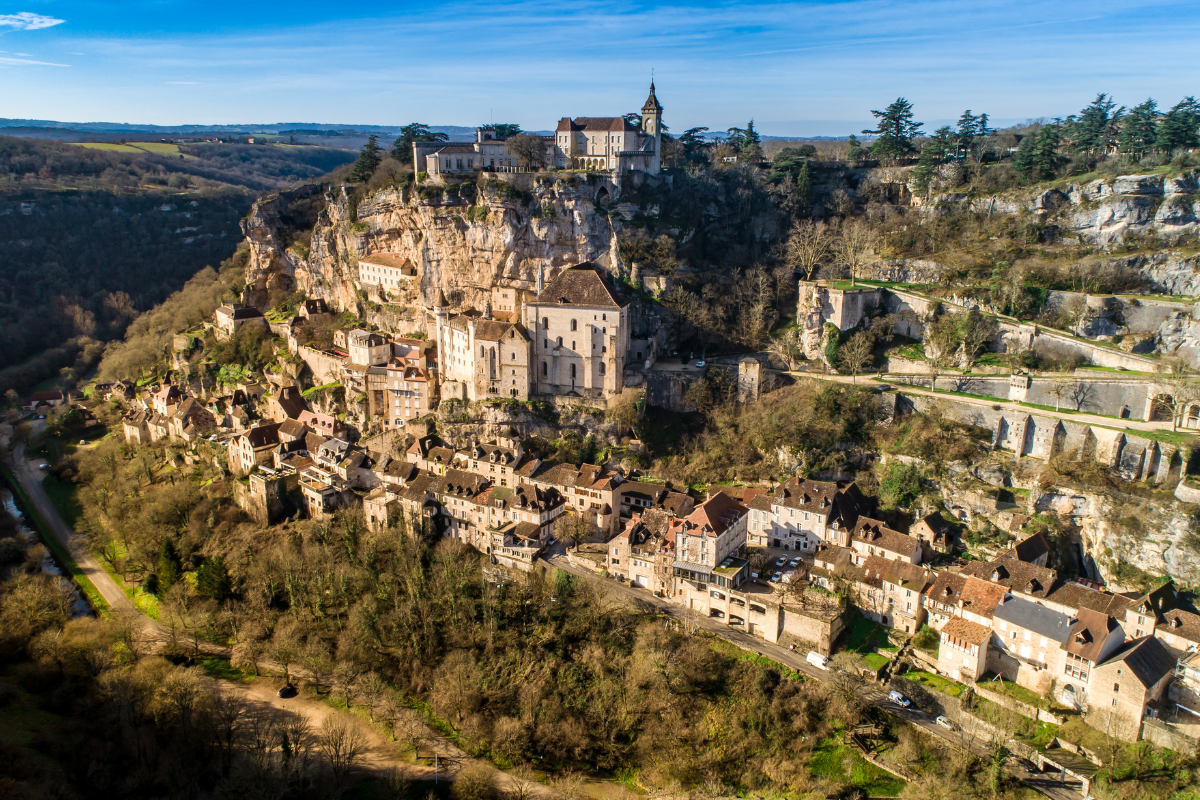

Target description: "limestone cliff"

left=242, top=174, right=624, bottom=327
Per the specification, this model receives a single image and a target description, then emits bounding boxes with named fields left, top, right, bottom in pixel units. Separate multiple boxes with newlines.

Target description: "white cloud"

left=0, top=56, right=68, bottom=66
left=0, top=12, right=65, bottom=31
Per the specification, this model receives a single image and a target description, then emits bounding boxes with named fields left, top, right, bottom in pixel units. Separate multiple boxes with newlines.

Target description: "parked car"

left=695, top=360, right=706, bottom=368
left=775, top=557, right=788, bottom=566
left=277, top=685, right=297, bottom=699
left=888, top=690, right=911, bottom=707
left=935, top=715, right=954, bottom=730
left=806, top=651, right=830, bottom=670
left=769, top=573, right=782, bottom=583
left=789, top=556, right=802, bottom=566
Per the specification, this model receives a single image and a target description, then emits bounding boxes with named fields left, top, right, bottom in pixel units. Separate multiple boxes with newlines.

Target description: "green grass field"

left=808, top=736, right=906, bottom=796
left=75, top=141, right=189, bottom=157
left=904, top=670, right=965, bottom=697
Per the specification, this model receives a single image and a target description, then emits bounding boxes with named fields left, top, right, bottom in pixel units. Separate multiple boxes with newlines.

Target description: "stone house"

left=432, top=469, right=492, bottom=543
left=617, top=480, right=694, bottom=521
left=432, top=293, right=533, bottom=403
left=214, top=304, right=266, bottom=339
left=911, top=512, right=956, bottom=556
left=552, top=84, right=664, bottom=173
left=938, top=616, right=994, bottom=682
left=357, top=254, right=417, bottom=295
left=121, top=409, right=151, bottom=445
left=1087, top=636, right=1176, bottom=741
left=990, top=594, right=1073, bottom=693
left=268, top=385, right=308, bottom=422
left=848, top=517, right=923, bottom=565
left=745, top=477, right=846, bottom=551
left=228, top=423, right=283, bottom=475
left=150, top=384, right=182, bottom=416
left=531, top=461, right=622, bottom=536
left=672, top=492, right=750, bottom=609
left=922, top=572, right=1007, bottom=630
left=880, top=560, right=935, bottom=633
left=524, top=264, right=630, bottom=403
left=1057, top=608, right=1127, bottom=711
left=607, top=509, right=675, bottom=593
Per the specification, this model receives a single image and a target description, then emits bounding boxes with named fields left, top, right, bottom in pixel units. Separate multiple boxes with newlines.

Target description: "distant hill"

left=0, top=136, right=355, bottom=397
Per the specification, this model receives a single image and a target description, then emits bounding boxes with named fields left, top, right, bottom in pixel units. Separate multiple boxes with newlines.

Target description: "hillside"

left=0, top=136, right=356, bottom=397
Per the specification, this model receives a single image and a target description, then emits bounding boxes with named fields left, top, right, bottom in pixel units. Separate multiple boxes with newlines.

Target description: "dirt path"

left=221, top=677, right=556, bottom=796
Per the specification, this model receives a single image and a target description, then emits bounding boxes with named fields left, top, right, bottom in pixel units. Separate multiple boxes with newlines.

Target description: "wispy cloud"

left=0, top=55, right=68, bottom=66
left=0, top=12, right=65, bottom=31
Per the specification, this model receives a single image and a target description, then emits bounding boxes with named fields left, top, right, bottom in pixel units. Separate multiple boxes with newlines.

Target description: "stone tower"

left=641, top=82, right=663, bottom=173
left=737, top=357, right=762, bottom=403
left=432, top=288, right=451, bottom=367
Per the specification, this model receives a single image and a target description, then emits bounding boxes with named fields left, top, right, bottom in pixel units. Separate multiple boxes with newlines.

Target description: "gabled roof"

left=533, top=264, right=627, bottom=308
left=680, top=492, right=747, bottom=538
left=850, top=517, right=921, bottom=558
left=942, top=616, right=993, bottom=646
left=242, top=423, right=282, bottom=448
left=1063, top=608, right=1120, bottom=662
left=883, top=561, right=935, bottom=593
left=993, top=595, right=1072, bottom=643
left=1001, top=531, right=1050, bottom=564
left=1044, top=581, right=1133, bottom=617
left=1096, top=636, right=1176, bottom=688
left=962, top=558, right=1057, bottom=600
left=556, top=117, right=639, bottom=133
left=1159, top=608, right=1200, bottom=644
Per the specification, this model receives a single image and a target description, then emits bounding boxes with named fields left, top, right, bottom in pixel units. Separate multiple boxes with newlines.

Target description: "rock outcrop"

left=243, top=174, right=624, bottom=322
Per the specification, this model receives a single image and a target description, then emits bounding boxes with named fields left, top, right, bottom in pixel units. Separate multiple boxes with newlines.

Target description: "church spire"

left=642, top=81, right=662, bottom=114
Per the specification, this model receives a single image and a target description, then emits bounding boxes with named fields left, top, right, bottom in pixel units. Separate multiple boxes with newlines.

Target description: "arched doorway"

left=1150, top=394, right=1176, bottom=422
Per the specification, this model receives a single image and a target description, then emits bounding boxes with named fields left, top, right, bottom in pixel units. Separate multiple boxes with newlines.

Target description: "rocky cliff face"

left=932, top=171, right=1200, bottom=246
left=242, top=174, right=624, bottom=325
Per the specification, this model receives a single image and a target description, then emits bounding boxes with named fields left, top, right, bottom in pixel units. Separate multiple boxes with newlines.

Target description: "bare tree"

left=1049, top=378, right=1072, bottom=411
left=835, top=219, right=878, bottom=287
left=957, top=310, right=999, bottom=370
left=770, top=329, right=805, bottom=370
left=838, top=330, right=874, bottom=382
left=505, top=133, right=547, bottom=170
left=785, top=220, right=835, bottom=281
left=320, top=715, right=367, bottom=785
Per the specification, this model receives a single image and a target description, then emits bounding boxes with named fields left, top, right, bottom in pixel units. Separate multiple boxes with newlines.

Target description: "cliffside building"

left=525, top=264, right=630, bottom=403
left=413, top=84, right=664, bottom=177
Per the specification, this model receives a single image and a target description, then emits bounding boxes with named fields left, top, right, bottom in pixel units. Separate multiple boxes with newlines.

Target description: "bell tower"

left=640, top=82, right=663, bottom=174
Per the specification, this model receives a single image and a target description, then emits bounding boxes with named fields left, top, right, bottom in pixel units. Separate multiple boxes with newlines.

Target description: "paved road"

left=544, top=552, right=1084, bottom=800
left=9, top=440, right=135, bottom=615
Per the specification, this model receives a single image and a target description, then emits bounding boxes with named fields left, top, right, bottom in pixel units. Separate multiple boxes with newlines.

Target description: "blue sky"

left=1, top=0, right=1199, bottom=136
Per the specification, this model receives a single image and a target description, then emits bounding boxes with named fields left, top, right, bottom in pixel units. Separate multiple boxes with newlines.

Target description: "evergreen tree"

left=863, top=97, right=923, bottom=160
left=158, top=537, right=182, bottom=593
left=911, top=143, right=943, bottom=196
left=1119, top=99, right=1159, bottom=159
left=349, top=135, right=383, bottom=183
left=955, top=110, right=990, bottom=158
left=479, top=123, right=522, bottom=138
left=795, top=159, right=812, bottom=212
left=679, top=127, right=710, bottom=165
left=390, top=123, right=448, bottom=163
left=1069, top=93, right=1124, bottom=156
left=740, top=119, right=762, bottom=159
left=846, top=134, right=866, bottom=164
left=1157, top=97, right=1200, bottom=152
left=196, top=556, right=233, bottom=600
left=1014, top=123, right=1062, bottom=182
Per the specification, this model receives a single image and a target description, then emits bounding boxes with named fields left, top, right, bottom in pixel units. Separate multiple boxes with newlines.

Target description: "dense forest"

left=0, top=137, right=355, bottom=398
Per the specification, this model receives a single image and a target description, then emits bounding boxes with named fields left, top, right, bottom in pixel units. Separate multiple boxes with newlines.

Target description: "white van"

left=888, top=690, right=911, bottom=707
left=806, top=651, right=830, bottom=670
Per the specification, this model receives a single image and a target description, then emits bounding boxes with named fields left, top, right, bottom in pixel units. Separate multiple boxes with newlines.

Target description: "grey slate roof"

left=1097, top=636, right=1177, bottom=688
left=993, top=596, right=1072, bottom=643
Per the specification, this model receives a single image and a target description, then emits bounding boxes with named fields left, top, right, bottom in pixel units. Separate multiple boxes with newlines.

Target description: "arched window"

left=542, top=362, right=548, bottom=376
left=556, top=336, right=562, bottom=346
left=570, top=319, right=577, bottom=331
left=599, top=362, right=606, bottom=376
left=570, top=364, right=577, bottom=379
left=542, top=317, right=548, bottom=330
left=480, top=345, right=485, bottom=356
left=510, top=352, right=515, bottom=360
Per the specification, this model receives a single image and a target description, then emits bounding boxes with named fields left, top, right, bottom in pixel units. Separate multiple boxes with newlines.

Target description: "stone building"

left=433, top=291, right=532, bottom=402
left=525, top=264, right=630, bottom=403
left=552, top=83, right=663, bottom=174
left=1086, top=636, right=1176, bottom=741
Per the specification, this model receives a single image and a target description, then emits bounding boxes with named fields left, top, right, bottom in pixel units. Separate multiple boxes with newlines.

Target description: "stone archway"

left=1150, top=394, right=1176, bottom=422
left=596, top=186, right=610, bottom=207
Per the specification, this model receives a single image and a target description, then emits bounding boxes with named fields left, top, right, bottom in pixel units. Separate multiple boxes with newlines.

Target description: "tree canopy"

left=390, top=123, right=449, bottom=163
left=863, top=98, right=923, bottom=160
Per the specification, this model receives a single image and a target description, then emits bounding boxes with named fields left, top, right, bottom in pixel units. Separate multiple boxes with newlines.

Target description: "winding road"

left=543, top=548, right=1085, bottom=800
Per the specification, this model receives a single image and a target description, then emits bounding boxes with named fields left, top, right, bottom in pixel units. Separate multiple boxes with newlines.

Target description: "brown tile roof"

left=681, top=492, right=747, bottom=538
left=962, top=558, right=1057, bottom=599
left=942, top=616, right=993, bottom=646
left=1044, top=581, right=1133, bottom=617
left=1001, top=532, right=1050, bottom=564
left=884, top=561, right=935, bottom=593
left=1064, top=608, right=1120, bottom=662
left=850, top=517, right=921, bottom=559
left=473, top=319, right=529, bottom=342
left=1097, top=636, right=1177, bottom=688
left=278, top=419, right=310, bottom=439
left=770, top=477, right=839, bottom=513
left=243, top=423, right=282, bottom=448
left=534, top=264, right=627, bottom=308
left=1159, top=609, right=1200, bottom=644
left=926, top=572, right=1006, bottom=619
